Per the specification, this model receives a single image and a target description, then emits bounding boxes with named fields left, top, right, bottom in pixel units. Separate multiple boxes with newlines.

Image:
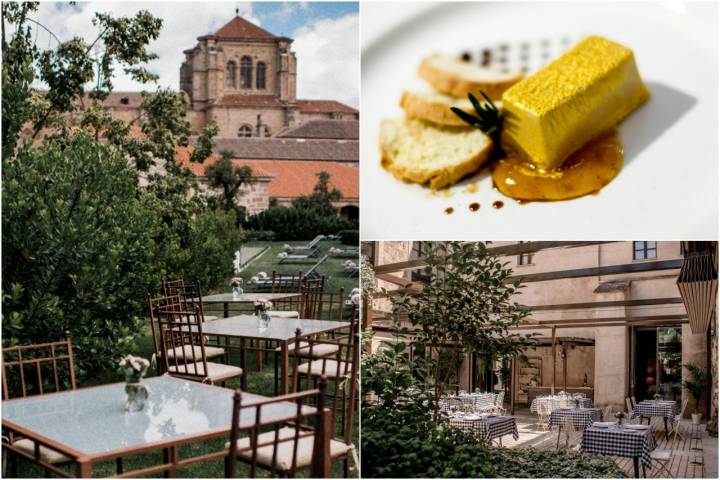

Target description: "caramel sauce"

left=492, top=201, right=504, bottom=209
left=491, top=129, right=623, bottom=202
left=445, top=207, right=454, bottom=215
left=469, top=202, right=480, bottom=211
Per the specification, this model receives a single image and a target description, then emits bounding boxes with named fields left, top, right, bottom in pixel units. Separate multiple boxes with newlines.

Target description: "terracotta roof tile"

left=212, top=16, right=277, bottom=41
left=296, top=99, right=358, bottom=114
left=278, top=120, right=358, bottom=140
left=176, top=147, right=357, bottom=199
left=192, top=137, right=358, bottom=162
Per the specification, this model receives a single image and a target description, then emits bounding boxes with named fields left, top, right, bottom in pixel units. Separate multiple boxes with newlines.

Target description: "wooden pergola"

left=363, top=241, right=707, bottom=415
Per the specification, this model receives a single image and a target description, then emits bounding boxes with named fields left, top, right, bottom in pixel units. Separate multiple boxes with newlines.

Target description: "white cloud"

left=292, top=13, right=359, bottom=108
left=24, top=2, right=358, bottom=108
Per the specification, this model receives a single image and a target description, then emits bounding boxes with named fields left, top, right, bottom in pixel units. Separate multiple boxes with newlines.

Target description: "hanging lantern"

left=677, top=251, right=718, bottom=334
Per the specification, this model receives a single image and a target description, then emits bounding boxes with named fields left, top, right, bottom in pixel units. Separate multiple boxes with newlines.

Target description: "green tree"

left=292, top=171, right=342, bottom=216
left=204, top=149, right=254, bottom=225
left=2, top=133, right=162, bottom=375
left=390, top=242, right=536, bottom=409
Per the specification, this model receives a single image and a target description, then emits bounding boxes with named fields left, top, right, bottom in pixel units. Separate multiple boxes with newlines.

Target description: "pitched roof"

left=177, top=150, right=358, bottom=199
left=296, top=100, right=358, bottom=114
left=211, top=16, right=277, bottom=41
left=191, top=137, right=358, bottom=162
left=214, top=95, right=284, bottom=108
left=277, top=120, right=358, bottom=140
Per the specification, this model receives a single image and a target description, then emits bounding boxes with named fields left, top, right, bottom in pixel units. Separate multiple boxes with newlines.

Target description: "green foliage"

left=246, top=230, right=276, bottom=242
left=390, top=242, right=536, bottom=401
left=291, top=171, right=342, bottom=216
left=190, top=122, right=219, bottom=164
left=2, top=133, right=162, bottom=375
left=491, top=447, right=626, bottom=478
left=682, top=363, right=709, bottom=412
left=204, top=149, right=254, bottom=226
left=340, top=229, right=359, bottom=245
left=244, top=206, right=354, bottom=241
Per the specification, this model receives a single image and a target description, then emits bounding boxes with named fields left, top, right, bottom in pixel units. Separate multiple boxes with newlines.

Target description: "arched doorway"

left=339, top=205, right=359, bottom=221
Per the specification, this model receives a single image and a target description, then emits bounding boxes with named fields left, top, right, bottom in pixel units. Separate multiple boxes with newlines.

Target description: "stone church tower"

left=179, top=13, right=354, bottom=138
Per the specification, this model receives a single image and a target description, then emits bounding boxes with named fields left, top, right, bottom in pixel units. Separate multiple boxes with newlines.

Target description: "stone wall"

left=709, top=313, right=718, bottom=435
left=208, top=105, right=288, bottom=138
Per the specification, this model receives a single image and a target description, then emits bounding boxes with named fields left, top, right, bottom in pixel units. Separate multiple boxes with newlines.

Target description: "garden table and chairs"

left=446, top=413, right=519, bottom=446
left=2, top=364, right=332, bottom=478
left=580, top=422, right=657, bottom=478
left=630, top=399, right=680, bottom=440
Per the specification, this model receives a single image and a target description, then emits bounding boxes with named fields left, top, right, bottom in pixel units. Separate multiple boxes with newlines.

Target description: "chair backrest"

left=625, top=397, right=634, bottom=414
left=563, top=416, right=578, bottom=443
left=315, top=289, right=346, bottom=322
left=602, top=404, right=613, bottom=421
left=147, top=293, right=187, bottom=363
left=679, top=397, right=689, bottom=418
left=495, top=390, right=505, bottom=407
left=631, top=395, right=637, bottom=407
left=2, top=334, right=77, bottom=400
left=271, top=271, right=304, bottom=293
left=299, top=278, right=326, bottom=319
left=226, top=380, right=330, bottom=478
left=164, top=281, right=208, bottom=321
left=163, top=278, right=185, bottom=294
left=291, top=328, right=359, bottom=445
left=156, top=302, right=210, bottom=379
left=539, top=399, right=551, bottom=416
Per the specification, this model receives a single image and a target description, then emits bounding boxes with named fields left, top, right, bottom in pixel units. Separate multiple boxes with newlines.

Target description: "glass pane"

left=656, top=327, right=682, bottom=401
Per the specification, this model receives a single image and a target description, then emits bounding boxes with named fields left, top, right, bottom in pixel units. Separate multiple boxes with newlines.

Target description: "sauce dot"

left=492, top=201, right=504, bottom=209
left=469, top=202, right=480, bottom=212
left=445, top=207, right=454, bottom=215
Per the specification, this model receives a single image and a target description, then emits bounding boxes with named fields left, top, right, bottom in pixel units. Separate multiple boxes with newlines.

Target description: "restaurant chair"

left=226, top=378, right=334, bottom=478
left=493, top=390, right=506, bottom=415
left=601, top=404, right=613, bottom=422
left=163, top=279, right=219, bottom=322
left=157, top=304, right=243, bottom=387
left=537, top=401, right=551, bottom=430
left=625, top=397, right=635, bottom=416
left=148, top=294, right=226, bottom=374
left=291, top=329, right=359, bottom=476
left=649, top=447, right=674, bottom=478
left=631, top=395, right=638, bottom=408
left=270, top=270, right=304, bottom=293
left=560, top=416, right=579, bottom=449
left=2, top=334, right=77, bottom=471
left=669, top=398, right=689, bottom=444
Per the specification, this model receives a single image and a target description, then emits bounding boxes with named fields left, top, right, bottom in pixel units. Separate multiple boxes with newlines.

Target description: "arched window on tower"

left=226, top=61, right=236, bottom=88
left=240, top=56, right=252, bottom=89
left=256, top=62, right=266, bottom=89
left=238, top=125, right=252, bottom=137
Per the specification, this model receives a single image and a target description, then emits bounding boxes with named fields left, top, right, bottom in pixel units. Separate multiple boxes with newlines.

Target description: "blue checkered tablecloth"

left=447, top=415, right=519, bottom=443
left=580, top=424, right=657, bottom=468
left=631, top=400, right=679, bottom=422
left=548, top=407, right=604, bottom=430
left=530, top=396, right=593, bottom=413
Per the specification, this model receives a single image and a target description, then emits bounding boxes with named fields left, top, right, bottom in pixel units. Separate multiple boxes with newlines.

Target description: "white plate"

left=625, top=424, right=650, bottom=430
left=361, top=2, right=718, bottom=239
left=593, top=422, right=614, bottom=428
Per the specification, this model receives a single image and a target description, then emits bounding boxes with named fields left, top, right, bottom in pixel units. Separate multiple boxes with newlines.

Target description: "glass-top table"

left=2, top=375, right=316, bottom=477
left=197, top=315, right=350, bottom=394
left=198, top=292, right=300, bottom=317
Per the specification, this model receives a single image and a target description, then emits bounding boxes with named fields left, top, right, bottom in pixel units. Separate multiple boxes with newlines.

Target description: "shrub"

left=492, top=448, right=626, bottom=478
left=2, top=134, right=162, bottom=375
left=339, top=229, right=359, bottom=246
left=246, top=230, right=276, bottom=241
left=244, top=206, right=354, bottom=241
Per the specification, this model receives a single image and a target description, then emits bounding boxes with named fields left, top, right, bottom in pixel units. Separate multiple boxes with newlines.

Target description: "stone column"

left=682, top=324, right=709, bottom=419
left=593, top=325, right=629, bottom=411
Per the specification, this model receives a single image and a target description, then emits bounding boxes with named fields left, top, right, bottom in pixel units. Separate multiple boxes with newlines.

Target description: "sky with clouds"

left=26, top=2, right=359, bottom=107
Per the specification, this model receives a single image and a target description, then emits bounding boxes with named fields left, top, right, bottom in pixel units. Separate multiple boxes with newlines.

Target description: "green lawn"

left=11, top=239, right=359, bottom=478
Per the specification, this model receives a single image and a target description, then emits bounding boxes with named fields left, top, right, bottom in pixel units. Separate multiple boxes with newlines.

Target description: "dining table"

left=580, top=423, right=657, bottom=478
left=198, top=315, right=351, bottom=394
left=548, top=407, right=604, bottom=447
left=198, top=292, right=301, bottom=318
left=631, top=399, right=679, bottom=440
left=446, top=413, right=519, bottom=445
left=1, top=375, right=325, bottom=478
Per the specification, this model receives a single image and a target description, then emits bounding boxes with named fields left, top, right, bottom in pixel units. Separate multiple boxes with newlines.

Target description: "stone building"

left=84, top=12, right=359, bottom=215
left=365, top=241, right=717, bottom=427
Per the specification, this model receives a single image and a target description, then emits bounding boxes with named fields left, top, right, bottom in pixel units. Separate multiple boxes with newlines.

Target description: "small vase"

left=125, top=381, right=148, bottom=412
left=692, top=413, right=702, bottom=425
left=258, top=311, right=271, bottom=330
left=232, top=286, right=243, bottom=300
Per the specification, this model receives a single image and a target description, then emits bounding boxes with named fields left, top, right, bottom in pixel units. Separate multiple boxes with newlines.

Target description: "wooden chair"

left=156, top=304, right=243, bottom=387
left=163, top=280, right=218, bottom=322
left=270, top=271, right=304, bottom=293
left=148, top=294, right=226, bottom=374
left=299, top=277, right=325, bottom=319
left=2, top=336, right=76, bottom=471
left=226, top=379, right=332, bottom=478
left=291, top=329, right=359, bottom=476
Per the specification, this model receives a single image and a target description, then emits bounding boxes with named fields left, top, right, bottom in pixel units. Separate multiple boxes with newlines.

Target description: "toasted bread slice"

left=380, top=117, right=493, bottom=189
left=418, top=53, right=523, bottom=99
left=400, top=90, right=503, bottom=126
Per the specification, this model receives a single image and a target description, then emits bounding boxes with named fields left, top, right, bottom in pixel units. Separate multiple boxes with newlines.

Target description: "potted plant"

left=682, top=363, right=708, bottom=425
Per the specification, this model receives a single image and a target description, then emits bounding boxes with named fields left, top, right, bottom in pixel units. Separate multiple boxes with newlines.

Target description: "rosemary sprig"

left=451, top=91, right=503, bottom=155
